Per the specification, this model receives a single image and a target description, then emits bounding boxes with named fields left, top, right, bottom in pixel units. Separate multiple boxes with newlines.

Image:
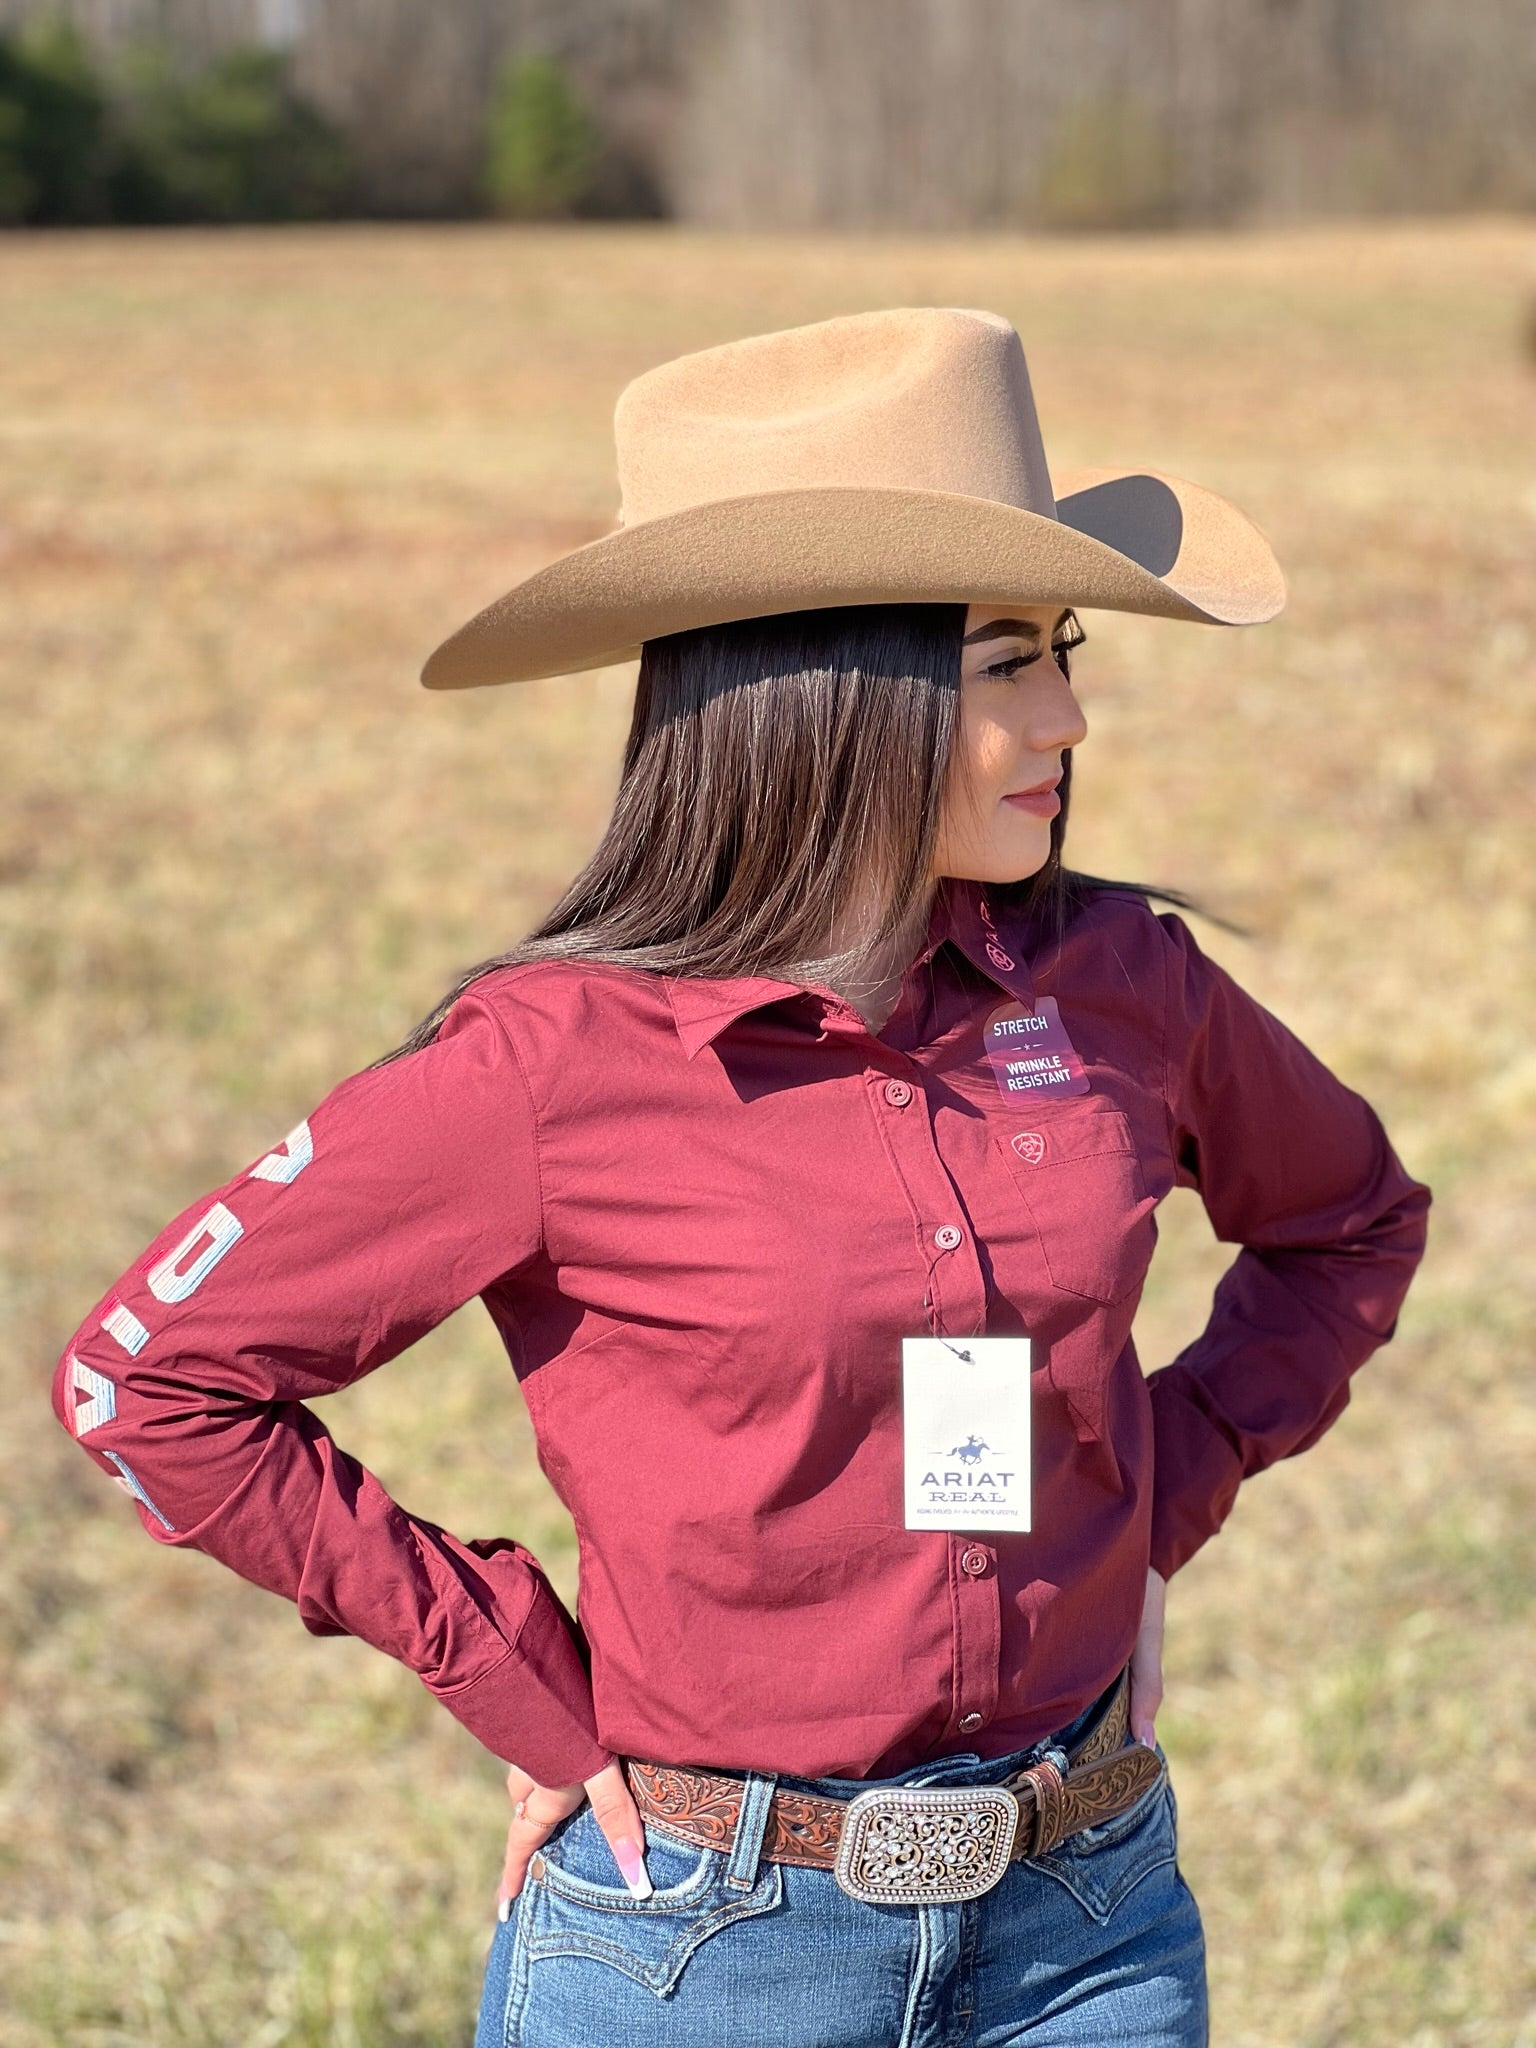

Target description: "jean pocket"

left=521, top=1808, right=782, bottom=1997
left=1032, top=1757, right=1176, bottom=1923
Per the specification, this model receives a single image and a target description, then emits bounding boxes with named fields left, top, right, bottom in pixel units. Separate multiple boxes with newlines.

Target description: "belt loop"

left=724, top=1770, right=779, bottom=1891
left=1020, top=1750, right=1069, bottom=1857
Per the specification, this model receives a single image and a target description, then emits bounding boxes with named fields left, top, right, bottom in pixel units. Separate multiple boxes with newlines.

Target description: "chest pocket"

left=993, top=1102, right=1156, bottom=1306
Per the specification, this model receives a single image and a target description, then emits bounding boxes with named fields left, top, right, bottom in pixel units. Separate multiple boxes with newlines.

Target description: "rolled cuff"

left=425, top=1576, right=615, bottom=1785
left=1146, top=1367, right=1246, bottom=1580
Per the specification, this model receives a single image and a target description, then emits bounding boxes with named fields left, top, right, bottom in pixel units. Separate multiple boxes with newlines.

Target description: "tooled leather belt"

left=624, top=1667, right=1162, bottom=1907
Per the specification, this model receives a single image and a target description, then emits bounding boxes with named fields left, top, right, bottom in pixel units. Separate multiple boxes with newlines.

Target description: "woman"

left=53, top=308, right=1430, bottom=2046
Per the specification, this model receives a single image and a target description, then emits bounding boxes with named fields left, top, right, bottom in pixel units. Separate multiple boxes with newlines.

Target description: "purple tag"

left=984, top=998, right=1090, bottom=1100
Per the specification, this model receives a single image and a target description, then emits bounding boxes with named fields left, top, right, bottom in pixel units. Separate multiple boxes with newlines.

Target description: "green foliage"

left=0, top=19, right=352, bottom=225
left=1036, top=92, right=1181, bottom=231
left=0, top=16, right=110, bottom=223
left=108, top=43, right=352, bottom=223
left=0, top=25, right=606, bottom=227
left=484, top=53, right=600, bottom=219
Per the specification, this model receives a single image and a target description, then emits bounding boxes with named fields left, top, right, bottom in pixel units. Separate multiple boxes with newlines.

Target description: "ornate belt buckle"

left=833, top=1785, right=1019, bottom=1906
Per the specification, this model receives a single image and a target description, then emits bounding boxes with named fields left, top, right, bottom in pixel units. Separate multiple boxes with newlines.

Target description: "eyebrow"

left=962, top=609, right=1072, bottom=647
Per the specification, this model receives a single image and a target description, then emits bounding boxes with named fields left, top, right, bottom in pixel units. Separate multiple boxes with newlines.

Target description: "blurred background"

left=5, top=0, right=1536, bottom=230
left=2, top=5, right=1534, bottom=2046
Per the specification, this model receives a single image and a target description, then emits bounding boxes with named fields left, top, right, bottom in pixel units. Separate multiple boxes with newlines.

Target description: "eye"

left=1052, top=611, right=1087, bottom=679
left=982, top=648, right=1043, bottom=681
left=980, top=613, right=1088, bottom=683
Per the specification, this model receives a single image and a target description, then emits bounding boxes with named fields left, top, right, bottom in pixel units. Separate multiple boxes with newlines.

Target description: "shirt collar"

left=661, top=880, right=1037, bottom=1059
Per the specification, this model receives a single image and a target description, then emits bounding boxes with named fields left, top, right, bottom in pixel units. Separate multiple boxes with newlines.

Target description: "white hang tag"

left=902, top=1336, right=1032, bottom=1533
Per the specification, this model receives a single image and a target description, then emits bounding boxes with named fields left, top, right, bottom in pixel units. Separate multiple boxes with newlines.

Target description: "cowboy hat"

left=420, top=306, right=1285, bottom=690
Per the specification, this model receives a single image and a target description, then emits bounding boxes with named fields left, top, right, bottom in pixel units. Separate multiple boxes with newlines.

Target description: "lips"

left=1002, top=775, right=1062, bottom=818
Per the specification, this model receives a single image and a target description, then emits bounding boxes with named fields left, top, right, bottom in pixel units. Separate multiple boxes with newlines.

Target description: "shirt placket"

left=818, top=993, right=1004, bottom=1748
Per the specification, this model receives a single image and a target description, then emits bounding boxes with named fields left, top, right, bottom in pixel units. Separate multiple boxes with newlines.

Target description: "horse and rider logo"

left=923, top=1433, right=1014, bottom=1498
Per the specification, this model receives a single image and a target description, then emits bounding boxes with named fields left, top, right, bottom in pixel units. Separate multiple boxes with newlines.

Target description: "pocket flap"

left=998, top=1101, right=1138, bottom=1172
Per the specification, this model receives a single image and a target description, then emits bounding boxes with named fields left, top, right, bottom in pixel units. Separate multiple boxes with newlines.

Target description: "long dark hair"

left=381, top=602, right=1192, bottom=1061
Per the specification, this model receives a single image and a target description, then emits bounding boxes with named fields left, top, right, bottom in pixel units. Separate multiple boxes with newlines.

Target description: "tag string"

left=926, top=1290, right=985, bottom=1354
left=925, top=1259, right=986, bottom=1351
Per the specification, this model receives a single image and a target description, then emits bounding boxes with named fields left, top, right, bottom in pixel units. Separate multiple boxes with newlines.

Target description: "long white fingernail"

left=497, top=1896, right=512, bottom=1923
left=612, top=1836, right=652, bottom=1899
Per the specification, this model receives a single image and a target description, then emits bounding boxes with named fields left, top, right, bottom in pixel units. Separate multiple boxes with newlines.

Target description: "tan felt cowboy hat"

left=421, top=306, right=1285, bottom=690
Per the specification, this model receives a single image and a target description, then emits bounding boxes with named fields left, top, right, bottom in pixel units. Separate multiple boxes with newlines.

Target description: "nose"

left=1024, top=663, right=1088, bottom=754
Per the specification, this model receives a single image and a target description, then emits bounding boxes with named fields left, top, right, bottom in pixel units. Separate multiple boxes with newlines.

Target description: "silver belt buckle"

left=833, top=1784, right=1019, bottom=1906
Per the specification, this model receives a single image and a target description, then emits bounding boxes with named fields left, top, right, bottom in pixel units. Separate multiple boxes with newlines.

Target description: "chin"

left=981, top=827, right=1053, bottom=885
left=937, top=824, right=1054, bottom=888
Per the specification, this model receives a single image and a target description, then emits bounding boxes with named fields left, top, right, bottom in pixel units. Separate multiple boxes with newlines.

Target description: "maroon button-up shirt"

left=52, top=882, right=1429, bottom=1787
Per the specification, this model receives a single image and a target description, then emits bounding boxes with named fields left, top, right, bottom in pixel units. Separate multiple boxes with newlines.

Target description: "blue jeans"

left=475, top=1692, right=1208, bottom=2048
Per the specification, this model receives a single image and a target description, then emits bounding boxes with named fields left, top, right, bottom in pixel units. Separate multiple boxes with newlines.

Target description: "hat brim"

left=420, top=466, right=1285, bottom=690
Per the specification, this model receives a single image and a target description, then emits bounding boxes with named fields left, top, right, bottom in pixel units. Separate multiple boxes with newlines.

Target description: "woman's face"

left=931, top=601, right=1089, bottom=883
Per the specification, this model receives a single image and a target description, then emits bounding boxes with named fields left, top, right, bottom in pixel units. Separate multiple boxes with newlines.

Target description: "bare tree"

left=4, top=0, right=1533, bottom=221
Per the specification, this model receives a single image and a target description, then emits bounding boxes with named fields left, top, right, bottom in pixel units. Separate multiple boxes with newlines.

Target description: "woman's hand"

left=494, top=1574, right=1170, bottom=1920
left=498, top=1758, right=652, bottom=1916
left=1129, top=1566, right=1166, bottom=1749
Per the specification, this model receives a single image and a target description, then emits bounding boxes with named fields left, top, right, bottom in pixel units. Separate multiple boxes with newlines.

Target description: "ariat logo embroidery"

left=1011, top=1132, right=1047, bottom=1166
left=249, top=1119, right=313, bottom=1185
left=146, top=1203, right=244, bottom=1304
left=978, top=894, right=1017, bottom=973
left=90, top=1118, right=318, bottom=1367
left=69, top=1355, right=117, bottom=1436
left=101, top=1298, right=150, bottom=1355
left=103, top=1450, right=176, bottom=1530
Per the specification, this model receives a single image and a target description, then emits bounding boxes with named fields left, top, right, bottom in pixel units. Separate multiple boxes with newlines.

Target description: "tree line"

left=3, top=0, right=1533, bottom=227
left=0, top=13, right=605, bottom=224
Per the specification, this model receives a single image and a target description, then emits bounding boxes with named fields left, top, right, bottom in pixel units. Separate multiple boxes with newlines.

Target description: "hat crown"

left=614, top=306, right=1059, bottom=527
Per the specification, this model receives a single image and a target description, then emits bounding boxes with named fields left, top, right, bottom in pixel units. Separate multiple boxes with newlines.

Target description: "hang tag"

left=983, top=997, right=1089, bottom=1100
left=902, top=1336, right=1032, bottom=1533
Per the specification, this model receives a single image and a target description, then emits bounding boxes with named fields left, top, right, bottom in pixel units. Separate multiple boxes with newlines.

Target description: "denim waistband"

left=771, top=1669, right=1126, bottom=1802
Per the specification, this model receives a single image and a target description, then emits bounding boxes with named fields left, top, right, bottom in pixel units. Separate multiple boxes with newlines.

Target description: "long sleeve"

left=50, top=982, right=612, bottom=1787
left=1145, top=913, right=1431, bottom=1579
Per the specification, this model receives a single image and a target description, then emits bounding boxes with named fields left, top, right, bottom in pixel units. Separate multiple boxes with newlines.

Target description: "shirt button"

left=933, top=1224, right=963, bottom=1251
left=883, top=1079, right=913, bottom=1107
left=960, top=1547, right=989, bottom=1577
left=958, top=1711, right=986, bottom=1734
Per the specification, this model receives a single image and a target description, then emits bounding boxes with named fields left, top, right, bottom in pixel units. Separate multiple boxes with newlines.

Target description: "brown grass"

left=2, top=219, right=1534, bottom=2047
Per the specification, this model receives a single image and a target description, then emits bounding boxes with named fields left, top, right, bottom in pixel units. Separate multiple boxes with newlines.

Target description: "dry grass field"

left=2, top=219, right=1534, bottom=2047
